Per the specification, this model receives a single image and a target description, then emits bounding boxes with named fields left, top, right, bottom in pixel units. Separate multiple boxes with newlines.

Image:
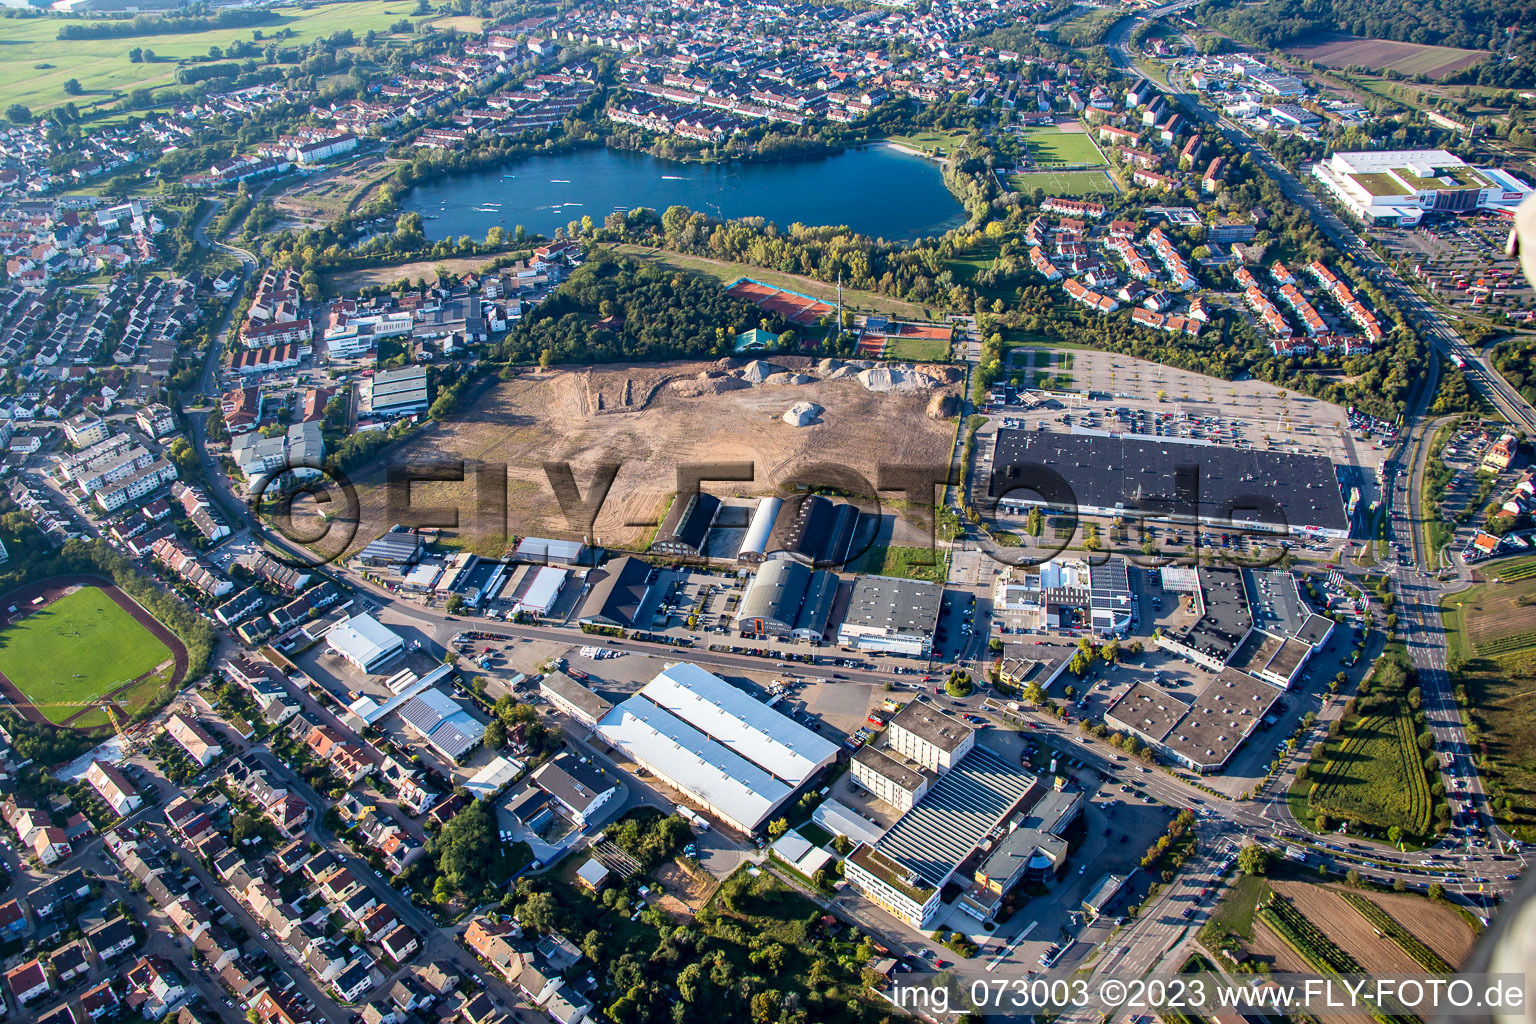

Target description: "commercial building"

left=539, top=671, right=613, bottom=729
left=577, top=555, right=654, bottom=629
left=767, top=493, right=860, bottom=567
left=1104, top=667, right=1280, bottom=772
left=989, top=429, right=1350, bottom=540
left=1155, top=566, right=1252, bottom=671
left=836, top=575, right=942, bottom=656
left=360, top=365, right=429, bottom=418
left=734, top=559, right=839, bottom=642
left=514, top=537, right=592, bottom=565
left=736, top=496, right=782, bottom=565
left=529, top=754, right=619, bottom=825
left=326, top=613, right=405, bottom=674
left=595, top=663, right=838, bottom=833
left=397, top=688, right=486, bottom=763
left=513, top=566, right=568, bottom=617
left=844, top=745, right=1037, bottom=928
left=1311, top=149, right=1531, bottom=226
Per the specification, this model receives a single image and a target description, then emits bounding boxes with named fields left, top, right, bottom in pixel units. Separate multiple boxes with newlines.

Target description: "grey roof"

left=795, top=570, right=839, bottom=637
left=873, top=746, right=1038, bottom=888
left=769, top=494, right=860, bottom=566
left=578, top=555, right=652, bottom=627
left=1172, top=566, right=1253, bottom=661
left=853, top=745, right=930, bottom=793
left=531, top=754, right=616, bottom=813
left=736, top=559, right=811, bottom=632
left=360, top=532, right=423, bottom=565
left=889, top=698, right=973, bottom=753
left=539, top=672, right=613, bottom=722
left=988, top=429, right=1348, bottom=534
left=655, top=492, right=720, bottom=553
left=1104, top=682, right=1189, bottom=742
left=841, top=575, right=942, bottom=635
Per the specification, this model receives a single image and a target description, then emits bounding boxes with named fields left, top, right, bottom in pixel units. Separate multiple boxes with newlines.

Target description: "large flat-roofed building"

left=989, top=429, right=1349, bottom=540
left=326, top=613, right=405, bottom=673
left=514, top=537, right=592, bottom=566
left=360, top=365, right=429, bottom=417
left=836, top=575, right=942, bottom=656
left=734, top=559, right=839, bottom=642
left=1105, top=668, right=1280, bottom=773
left=1155, top=566, right=1253, bottom=671
left=958, top=785, right=1083, bottom=921
left=594, top=663, right=839, bottom=833
left=885, top=698, right=975, bottom=772
left=1311, top=149, right=1531, bottom=226
left=398, top=687, right=486, bottom=763
left=539, top=671, right=613, bottom=728
left=845, top=746, right=1038, bottom=927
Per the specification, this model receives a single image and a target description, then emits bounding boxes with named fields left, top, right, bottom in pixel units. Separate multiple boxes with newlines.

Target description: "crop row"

left=1259, top=896, right=1360, bottom=974
left=1472, top=631, right=1536, bottom=656
left=1392, top=711, right=1433, bottom=833
left=1496, top=560, right=1536, bottom=582
left=1338, top=892, right=1451, bottom=973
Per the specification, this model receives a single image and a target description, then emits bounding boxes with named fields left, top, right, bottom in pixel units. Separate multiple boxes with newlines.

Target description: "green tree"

left=446, top=594, right=464, bottom=614
left=1237, top=844, right=1270, bottom=876
left=6, top=104, right=31, bottom=124
left=63, top=79, right=82, bottom=96
left=767, top=817, right=789, bottom=839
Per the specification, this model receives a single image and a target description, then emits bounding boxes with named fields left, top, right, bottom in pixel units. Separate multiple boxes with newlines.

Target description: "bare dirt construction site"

left=344, top=356, right=961, bottom=553
left=652, top=859, right=719, bottom=919
left=1282, top=32, right=1489, bottom=80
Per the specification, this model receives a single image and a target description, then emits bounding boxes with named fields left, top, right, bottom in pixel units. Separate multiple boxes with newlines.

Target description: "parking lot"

left=1376, top=216, right=1536, bottom=320
left=978, top=349, right=1380, bottom=562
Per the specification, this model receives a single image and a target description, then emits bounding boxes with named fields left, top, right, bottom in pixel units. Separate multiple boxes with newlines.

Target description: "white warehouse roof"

left=327, top=613, right=404, bottom=671
left=597, top=696, right=789, bottom=832
left=640, top=662, right=838, bottom=783
left=517, top=566, right=567, bottom=615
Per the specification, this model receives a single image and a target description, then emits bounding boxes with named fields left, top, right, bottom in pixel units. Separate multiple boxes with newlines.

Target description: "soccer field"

left=0, top=587, right=171, bottom=724
left=1019, top=126, right=1106, bottom=167
left=1007, top=170, right=1117, bottom=195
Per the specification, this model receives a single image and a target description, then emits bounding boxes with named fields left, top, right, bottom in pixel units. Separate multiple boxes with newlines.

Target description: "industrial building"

left=511, top=566, right=568, bottom=617
left=360, top=365, right=430, bottom=418
left=767, top=493, right=860, bottom=567
left=652, top=492, right=721, bottom=558
left=539, top=672, right=614, bottom=728
left=594, top=663, right=838, bottom=833
left=1311, top=149, right=1531, bottom=226
left=736, top=496, right=782, bottom=565
left=514, top=537, right=593, bottom=565
left=397, top=687, right=486, bottom=763
left=734, top=559, right=839, bottom=642
left=836, top=575, right=942, bottom=656
left=326, top=614, right=405, bottom=674
left=1155, top=566, right=1253, bottom=671
left=989, top=429, right=1350, bottom=540
left=990, top=557, right=1132, bottom=636
left=957, top=784, right=1083, bottom=922
left=577, top=556, right=655, bottom=629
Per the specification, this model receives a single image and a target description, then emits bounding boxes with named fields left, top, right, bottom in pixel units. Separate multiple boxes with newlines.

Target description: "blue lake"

left=403, top=144, right=967, bottom=243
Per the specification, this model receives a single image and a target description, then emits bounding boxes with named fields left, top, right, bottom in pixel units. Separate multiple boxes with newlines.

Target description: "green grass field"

left=0, top=587, right=171, bottom=726
left=1007, top=170, right=1116, bottom=195
left=1441, top=575, right=1536, bottom=839
left=852, top=543, right=949, bottom=583
left=887, top=336, right=951, bottom=361
left=884, top=129, right=970, bottom=155
left=1018, top=125, right=1106, bottom=167
left=1307, top=709, right=1433, bottom=834
left=607, top=243, right=933, bottom=320
left=0, top=1, right=429, bottom=115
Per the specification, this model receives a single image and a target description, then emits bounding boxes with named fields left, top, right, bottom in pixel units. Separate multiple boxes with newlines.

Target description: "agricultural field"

left=1052, top=5, right=1120, bottom=48
left=1017, top=124, right=1106, bottom=167
left=1303, top=707, right=1435, bottom=834
left=1441, top=573, right=1536, bottom=837
left=0, top=587, right=173, bottom=726
left=0, top=1, right=430, bottom=115
left=1007, top=170, right=1117, bottom=195
left=1282, top=32, right=1490, bottom=81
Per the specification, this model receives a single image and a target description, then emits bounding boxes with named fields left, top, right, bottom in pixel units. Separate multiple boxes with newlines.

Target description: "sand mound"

left=738, top=360, right=786, bottom=384
left=856, top=365, right=942, bottom=393
left=671, top=372, right=754, bottom=398
left=927, top=392, right=961, bottom=419
left=782, top=401, right=824, bottom=427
